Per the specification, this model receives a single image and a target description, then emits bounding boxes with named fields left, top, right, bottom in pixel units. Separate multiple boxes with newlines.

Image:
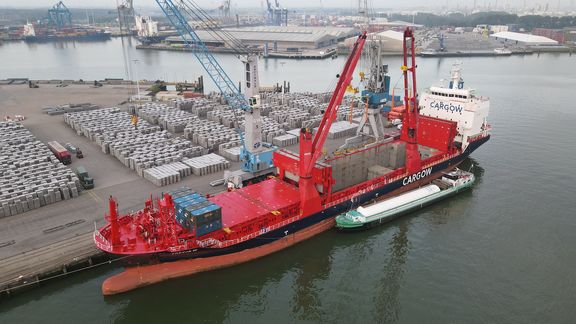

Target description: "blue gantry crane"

left=266, top=0, right=288, bottom=26
left=48, top=1, right=72, bottom=29
left=155, top=0, right=276, bottom=187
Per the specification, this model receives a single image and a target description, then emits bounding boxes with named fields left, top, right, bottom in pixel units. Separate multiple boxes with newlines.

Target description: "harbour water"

left=1, top=39, right=576, bottom=323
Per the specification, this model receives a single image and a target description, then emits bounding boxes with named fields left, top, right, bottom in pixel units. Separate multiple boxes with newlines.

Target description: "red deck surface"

left=209, top=178, right=301, bottom=228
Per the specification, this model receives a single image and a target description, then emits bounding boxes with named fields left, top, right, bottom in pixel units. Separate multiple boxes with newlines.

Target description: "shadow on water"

left=0, top=263, right=120, bottom=310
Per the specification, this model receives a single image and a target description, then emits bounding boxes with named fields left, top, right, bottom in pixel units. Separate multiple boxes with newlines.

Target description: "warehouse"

left=165, top=26, right=357, bottom=50
left=343, top=30, right=404, bottom=53
left=490, top=31, right=558, bottom=46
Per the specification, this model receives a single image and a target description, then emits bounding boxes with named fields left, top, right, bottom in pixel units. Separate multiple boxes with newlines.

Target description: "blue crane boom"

left=155, top=0, right=274, bottom=175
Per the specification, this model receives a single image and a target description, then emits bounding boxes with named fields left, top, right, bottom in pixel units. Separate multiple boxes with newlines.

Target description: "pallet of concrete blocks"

left=218, top=146, right=241, bottom=162
left=159, top=113, right=199, bottom=133
left=324, top=121, right=359, bottom=139
left=218, top=140, right=242, bottom=162
left=302, top=116, right=323, bottom=129
left=64, top=108, right=158, bottom=142
left=0, top=122, right=82, bottom=218
left=189, top=126, right=240, bottom=151
left=206, top=108, right=244, bottom=127
left=272, top=134, right=298, bottom=148
left=286, top=128, right=301, bottom=138
left=143, top=162, right=193, bottom=186
left=263, top=129, right=286, bottom=143
left=183, top=119, right=226, bottom=139
left=205, top=92, right=228, bottom=105
left=336, top=104, right=364, bottom=121
left=42, top=103, right=101, bottom=116
left=182, top=153, right=230, bottom=176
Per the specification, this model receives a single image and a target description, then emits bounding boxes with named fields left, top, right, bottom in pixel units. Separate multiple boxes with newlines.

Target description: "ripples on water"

left=0, top=40, right=575, bottom=323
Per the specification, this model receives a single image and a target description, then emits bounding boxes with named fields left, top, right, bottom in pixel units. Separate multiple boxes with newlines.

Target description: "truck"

left=75, top=166, right=94, bottom=190
left=46, top=141, right=72, bottom=165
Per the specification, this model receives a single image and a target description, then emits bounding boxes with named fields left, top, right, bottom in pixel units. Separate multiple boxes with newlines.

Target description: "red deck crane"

left=400, top=28, right=422, bottom=174
left=274, top=32, right=367, bottom=215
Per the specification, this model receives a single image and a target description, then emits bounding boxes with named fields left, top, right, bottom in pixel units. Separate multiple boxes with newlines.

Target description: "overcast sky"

left=0, top=0, right=573, bottom=10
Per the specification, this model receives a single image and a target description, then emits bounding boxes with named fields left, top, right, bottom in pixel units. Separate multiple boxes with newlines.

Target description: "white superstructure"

left=135, top=16, right=159, bottom=38
left=23, top=22, right=36, bottom=37
left=418, top=63, right=490, bottom=150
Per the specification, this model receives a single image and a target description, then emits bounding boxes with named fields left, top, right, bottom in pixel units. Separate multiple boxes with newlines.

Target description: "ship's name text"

left=429, top=101, right=463, bottom=113
left=403, top=168, right=432, bottom=185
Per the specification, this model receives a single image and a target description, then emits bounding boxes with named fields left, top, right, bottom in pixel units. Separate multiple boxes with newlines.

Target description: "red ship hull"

left=99, top=136, right=489, bottom=295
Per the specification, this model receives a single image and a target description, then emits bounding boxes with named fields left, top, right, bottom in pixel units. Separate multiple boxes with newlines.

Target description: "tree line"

left=390, top=11, right=576, bottom=30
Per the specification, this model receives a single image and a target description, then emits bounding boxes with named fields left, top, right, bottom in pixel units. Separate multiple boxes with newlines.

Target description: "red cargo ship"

left=94, top=29, right=491, bottom=295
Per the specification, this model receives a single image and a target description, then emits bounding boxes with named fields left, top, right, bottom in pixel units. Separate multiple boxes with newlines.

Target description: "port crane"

left=48, top=1, right=72, bottom=29
left=219, top=0, right=231, bottom=21
left=265, top=0, right=288, bottom=26
left=155, top=0, right=275, bottom=187
left=117, top=0, right=136, bottom=33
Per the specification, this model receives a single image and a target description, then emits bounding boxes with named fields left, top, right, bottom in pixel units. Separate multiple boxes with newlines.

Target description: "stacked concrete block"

left=325, top=121, right=359, bottom=139
left=142, top=162, right=193, bottom=186
left=64, top=108, right=158, bottom=147
left=42, top=103, right=101, bottom=116
left=302, top=116, right=323, bottom=129
left=64, top=109, right=208, bottom=178
left=0, top=122, right=82, bottom=218
left=367, top=165, right=394, bottom=180
left=286, top=128, right=302, bottom=138
left=182, top=154, right=230, bottom=176
left=206, top=106, right=244, bottom=128
left=107, top=130, right=206, bottom=176
left=272, top=134, right=298, bottom=148
left=184, top=119, right=240, bottom=151
left=137, top=103, right=199, bottom=133
left=219, top=146, right=241, bottom=162
left=218, top=141, right=242, bottom=162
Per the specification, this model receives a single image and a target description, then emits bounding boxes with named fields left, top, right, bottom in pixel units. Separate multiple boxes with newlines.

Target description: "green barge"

left=335, top=169, right=475, bottom=231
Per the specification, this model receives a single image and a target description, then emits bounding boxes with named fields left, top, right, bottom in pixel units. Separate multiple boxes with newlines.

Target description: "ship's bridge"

left=418, top=65, right=490, bottom=149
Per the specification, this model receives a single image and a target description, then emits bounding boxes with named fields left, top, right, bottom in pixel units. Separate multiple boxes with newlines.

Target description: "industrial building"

left=165, top=26, right=357, bottom=51
left=490, top=31, right=558, bottom=46
left=343, top=30, right=404, bottom=53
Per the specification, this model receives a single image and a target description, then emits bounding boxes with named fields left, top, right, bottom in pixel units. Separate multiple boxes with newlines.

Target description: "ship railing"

left=196, top=237, right=222, bottom=248
left=93, top=230, right=112, bottom=250
left=215, top=216, right=301, bottom=248
left=327, top=171, right=407, bottom=208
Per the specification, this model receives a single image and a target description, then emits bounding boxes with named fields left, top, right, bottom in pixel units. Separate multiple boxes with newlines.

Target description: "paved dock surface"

left=0, top=83, right=395, bottom=289
left=0, top=84, right=226, bottom=288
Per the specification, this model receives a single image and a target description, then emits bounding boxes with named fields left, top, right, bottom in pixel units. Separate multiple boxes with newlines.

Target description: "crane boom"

left=303, top=31, right=367, bottom=176
left=400, top=27, right=422, bottom=174
left=156, top=0, right=249, bottom=113
left=295, top=31, right=367, bottom=215
left=156, top=0, right=273, bottom=174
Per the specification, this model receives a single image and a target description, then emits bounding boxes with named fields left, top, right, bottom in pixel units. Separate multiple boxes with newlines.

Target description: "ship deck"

left=210, top=178, right=301, bottom=228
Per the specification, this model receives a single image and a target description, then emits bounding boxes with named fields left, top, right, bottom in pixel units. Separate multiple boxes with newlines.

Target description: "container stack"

left=170, top=187, right=222, bottom=236
left=0, top=122, right=82, bottom=218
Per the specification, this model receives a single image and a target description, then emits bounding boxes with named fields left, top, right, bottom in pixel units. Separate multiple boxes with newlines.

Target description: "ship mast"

left=400, top=28, right=422, bottom=174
